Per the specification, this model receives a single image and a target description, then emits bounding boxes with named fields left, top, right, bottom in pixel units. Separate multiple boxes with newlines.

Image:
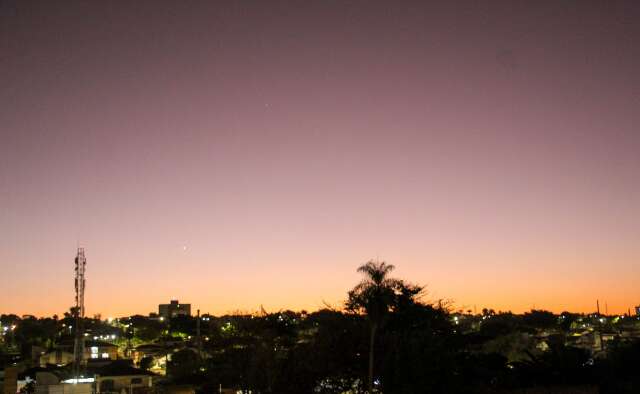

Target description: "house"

left=85, top=341, right=119, bottom=361
left=91, top=361, right=155, bottom=394
left=39, top=351, right=74, bottom=367
left=131, top=345, right=170, bottom=374
left=32, top=361, right=155, bottom=394
left=34, top=371, right=92, bottom=394
left=53, top=340, right=118, bottom=363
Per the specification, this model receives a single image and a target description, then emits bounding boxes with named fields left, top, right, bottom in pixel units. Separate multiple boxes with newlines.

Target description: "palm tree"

left=346, top=260, right=401, bottom=393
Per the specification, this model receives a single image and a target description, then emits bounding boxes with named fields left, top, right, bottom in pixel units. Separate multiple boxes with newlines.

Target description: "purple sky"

left=1, top=1, right=639, bottom=317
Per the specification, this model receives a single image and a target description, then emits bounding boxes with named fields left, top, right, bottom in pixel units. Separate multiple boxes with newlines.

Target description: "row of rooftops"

left=19, top=360, right=155, bottom=381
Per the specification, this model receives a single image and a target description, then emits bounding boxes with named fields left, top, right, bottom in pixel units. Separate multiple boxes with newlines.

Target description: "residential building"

left=93, top=362, right=154, bottom=394
left=39, top=350, right=74, bottom=367
left=158, top=300, right=191, bottom=319
left=33, top=361, right=155, bottom=394
left=85, top=341, right=118, bottom=361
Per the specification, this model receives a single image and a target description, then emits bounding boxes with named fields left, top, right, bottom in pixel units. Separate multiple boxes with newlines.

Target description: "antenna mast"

left=73, top=248, right=87, bottom=378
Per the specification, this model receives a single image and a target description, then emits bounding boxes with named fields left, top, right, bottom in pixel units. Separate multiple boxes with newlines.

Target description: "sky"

left=1, top=1, right=639, bottom=317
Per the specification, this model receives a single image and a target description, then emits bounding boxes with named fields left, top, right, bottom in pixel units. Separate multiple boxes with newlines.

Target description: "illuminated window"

left=101, top=353, right=109, bottom=359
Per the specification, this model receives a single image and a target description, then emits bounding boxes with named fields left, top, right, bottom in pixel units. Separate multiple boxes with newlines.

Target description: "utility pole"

left=73, top=248, right=87, bottom=379
left=196, top=309, right=202, bottom=359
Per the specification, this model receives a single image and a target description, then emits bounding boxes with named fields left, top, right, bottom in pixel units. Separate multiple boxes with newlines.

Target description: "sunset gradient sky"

left=1, top=1, right=639, bottom=317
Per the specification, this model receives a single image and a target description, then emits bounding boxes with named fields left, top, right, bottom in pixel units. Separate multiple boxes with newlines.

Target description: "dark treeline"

left=2, top=261, right=640, bottom=393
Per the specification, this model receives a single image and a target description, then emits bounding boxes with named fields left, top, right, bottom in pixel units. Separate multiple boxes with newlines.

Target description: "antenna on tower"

left=73, top=248, right=87, bottom=378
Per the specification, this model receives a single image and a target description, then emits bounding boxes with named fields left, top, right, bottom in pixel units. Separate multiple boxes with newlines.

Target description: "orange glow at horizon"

left=3, top=249, right=638, bottom=318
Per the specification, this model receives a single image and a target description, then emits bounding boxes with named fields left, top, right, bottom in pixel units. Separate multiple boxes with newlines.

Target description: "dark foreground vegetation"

left=2, top=262, right=640, bottom=393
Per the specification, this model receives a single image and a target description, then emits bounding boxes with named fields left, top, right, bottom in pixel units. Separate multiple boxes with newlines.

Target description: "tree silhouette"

left=346, top=260, right=402, bottom=393
left=139, top=356, right=154, bottom=370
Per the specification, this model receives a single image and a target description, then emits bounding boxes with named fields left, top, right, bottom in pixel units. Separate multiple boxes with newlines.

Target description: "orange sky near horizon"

left=3, top=246, right=638, bottom=318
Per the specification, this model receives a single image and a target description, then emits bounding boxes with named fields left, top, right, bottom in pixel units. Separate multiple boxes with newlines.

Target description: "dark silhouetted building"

left=159, top=300, right=191, bottom=319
